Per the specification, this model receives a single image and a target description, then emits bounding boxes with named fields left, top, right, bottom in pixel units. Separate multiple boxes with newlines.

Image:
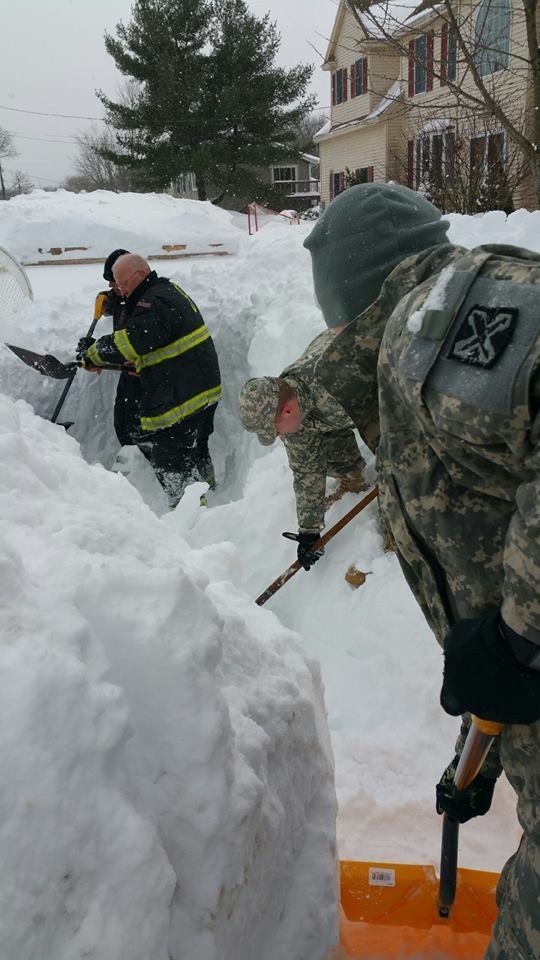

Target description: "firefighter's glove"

left=436, top=755, right=497, bottom=823
left=94, top=290, right=113, bottom=319
left=76, top=336, right=96, bottom=360
left=441, top=612, right=540, bottom=725
left=282, top=531, right=324, bottom=571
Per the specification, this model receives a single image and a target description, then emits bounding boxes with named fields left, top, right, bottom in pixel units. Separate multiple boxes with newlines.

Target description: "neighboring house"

left=261, top=154, right=320, bottom=208
left=318, top=0, right=534, bottom=211
left=170, top=154, right=320, bottom=211
left=317, top=2, right=403, bottom=205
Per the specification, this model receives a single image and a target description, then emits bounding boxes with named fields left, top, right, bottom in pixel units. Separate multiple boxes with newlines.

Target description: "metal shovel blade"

left=5, top=343, right=77, bottom=379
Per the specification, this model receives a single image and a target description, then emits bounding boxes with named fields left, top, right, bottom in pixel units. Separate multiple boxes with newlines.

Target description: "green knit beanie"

left=303, top=183, right=449, bottom=328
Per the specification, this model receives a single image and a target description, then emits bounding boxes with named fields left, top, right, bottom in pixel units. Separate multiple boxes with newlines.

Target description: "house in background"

left=317, top=1, right=403, bottom=205
left=170, top=153, right=320, bottom=212
left=261, top=153, right=320, bottom=209
left=317, top=0, right=534, bottom=212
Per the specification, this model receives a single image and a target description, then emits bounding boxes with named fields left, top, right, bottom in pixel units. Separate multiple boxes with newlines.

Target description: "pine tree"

left=97, top=0, right=315, bottom=202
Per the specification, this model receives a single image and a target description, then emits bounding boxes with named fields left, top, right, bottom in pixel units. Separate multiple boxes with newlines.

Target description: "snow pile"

left=0, top=189, right=245, bottom=264
left=0, top=393, right=337, bottom=960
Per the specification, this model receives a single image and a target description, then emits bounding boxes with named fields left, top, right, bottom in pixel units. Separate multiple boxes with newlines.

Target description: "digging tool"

left=255, top=486, right=379, bottom=606
left=337, top=717, right=504, bottom=959
left=5, top=292, right=125, bottom=426
left=5, top=344, right=124, bottom=379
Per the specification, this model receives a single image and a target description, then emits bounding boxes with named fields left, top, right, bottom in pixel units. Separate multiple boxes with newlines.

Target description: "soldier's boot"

left=325, top=469, right=369, bottom=508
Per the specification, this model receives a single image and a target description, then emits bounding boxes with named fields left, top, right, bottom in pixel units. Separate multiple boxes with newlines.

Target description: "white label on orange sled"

left=368, top=867, right=396, bottom=887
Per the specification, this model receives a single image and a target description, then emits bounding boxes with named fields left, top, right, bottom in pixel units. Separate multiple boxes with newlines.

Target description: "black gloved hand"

left=436, top=755, right=497, bottom=823
left=76, top=335, right=96, bottom=361
left=441, top=612, right=540, bottom=725
left=296, top=532, right=324, bottom=571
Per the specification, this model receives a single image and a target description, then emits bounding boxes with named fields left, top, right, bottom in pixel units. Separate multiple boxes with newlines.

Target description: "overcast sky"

left=0, top=0, right=337, bottom=188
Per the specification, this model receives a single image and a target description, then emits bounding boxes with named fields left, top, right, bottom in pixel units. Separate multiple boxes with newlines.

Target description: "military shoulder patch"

left=449, top=305, right=518, bottom=368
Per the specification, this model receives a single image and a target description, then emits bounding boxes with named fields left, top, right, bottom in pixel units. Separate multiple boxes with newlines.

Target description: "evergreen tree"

left=97, top=0, right=315, bottom=202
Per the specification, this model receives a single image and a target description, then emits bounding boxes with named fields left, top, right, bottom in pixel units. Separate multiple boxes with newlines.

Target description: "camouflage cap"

left=238, top=377, right=280, bottom=446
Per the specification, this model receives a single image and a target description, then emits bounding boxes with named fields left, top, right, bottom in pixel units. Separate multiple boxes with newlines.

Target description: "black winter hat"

left=303, top=184, right=449, bottom=328
left=103, top=248, right=129, bottom=281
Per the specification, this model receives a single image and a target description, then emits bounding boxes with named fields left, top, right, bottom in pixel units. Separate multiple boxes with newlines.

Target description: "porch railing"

left=272, top=180, right=320, bottom=196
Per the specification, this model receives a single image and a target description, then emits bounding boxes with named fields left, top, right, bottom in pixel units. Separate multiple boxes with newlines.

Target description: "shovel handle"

left=255, top=486, right=378, bottom=606
left=438, top=716, right=504, bottom=917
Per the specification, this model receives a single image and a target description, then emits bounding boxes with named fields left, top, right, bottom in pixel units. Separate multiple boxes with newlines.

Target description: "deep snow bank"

left=0, top=394, right=337, bottom=960
left=0, top=188, right=244, bottom=264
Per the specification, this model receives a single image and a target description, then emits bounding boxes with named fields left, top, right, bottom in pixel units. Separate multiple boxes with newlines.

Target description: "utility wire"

left=12, top=133, right=78, bottom=145
left=0, top=104, right=104, bottom=121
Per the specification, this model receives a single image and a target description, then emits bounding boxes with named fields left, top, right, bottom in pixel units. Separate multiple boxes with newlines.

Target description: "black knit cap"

left=103, top=248, right=129, bottom=281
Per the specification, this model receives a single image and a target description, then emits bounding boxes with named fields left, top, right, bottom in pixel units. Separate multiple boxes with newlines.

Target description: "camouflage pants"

left=485, top=720, right=540, bottom=960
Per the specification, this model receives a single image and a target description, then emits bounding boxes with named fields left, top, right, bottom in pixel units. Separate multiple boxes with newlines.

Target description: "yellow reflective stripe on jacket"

left=114, top=329, right=140, bottom=363
left=86, top=341, right=106, bottom=366
left=113, top=324, right=210, bottom=372
left=171, top=281, right=200, bottom=314
left=137, top=325, right=210, bottom=371
left=140, top=385, right=222, bottom=431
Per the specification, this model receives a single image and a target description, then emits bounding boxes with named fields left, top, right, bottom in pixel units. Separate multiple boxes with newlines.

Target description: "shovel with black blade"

left=5, top=290, right=126, bottom=427
left=5, top=342, right=125, bottom=426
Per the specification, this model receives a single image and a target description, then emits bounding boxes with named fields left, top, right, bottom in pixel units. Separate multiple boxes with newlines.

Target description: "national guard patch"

left=449, top=305, right=518, bottom=368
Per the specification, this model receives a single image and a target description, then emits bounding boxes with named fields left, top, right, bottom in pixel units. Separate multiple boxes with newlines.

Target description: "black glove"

left=441, top=612, right=540, bottom=725
left=436, top=755, right=497, bottom=823
left=76, top=335, right=96, bottom=361
left=296, top=532, right=324, bottom=571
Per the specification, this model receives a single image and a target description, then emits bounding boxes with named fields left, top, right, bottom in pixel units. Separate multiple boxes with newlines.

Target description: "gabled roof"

left=315, top=79, right=402, bottom=140
left=323, top=0, right=438, bottom=65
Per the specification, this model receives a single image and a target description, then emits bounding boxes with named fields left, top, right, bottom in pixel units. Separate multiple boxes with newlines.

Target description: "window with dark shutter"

left=352, top=58, right=367, bottom=97
left=335, top=68, right=348, bottom=104
left=414, top=34, right=427, bottom=94
left=426, top=31, right=434, bottom=91
left=408, top=40, right=415, bottom=96
left=440, top=23, right=448, bottom=85
left=447, top=27, right=457, bottom=81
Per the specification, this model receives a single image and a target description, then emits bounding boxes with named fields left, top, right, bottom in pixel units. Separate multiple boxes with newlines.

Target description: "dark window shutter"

left=350, top=64, right=355, bottom=98
left=368, top=165, right=374, bottom=182
left=329, top=173, right=334, bottom=200
left=362, top=58, right=368, bottom=95
left=408, top=40, right=415, bottom=96
left=342, top=69, right=348, bottom=101
left=408, top=140, right=414, bottom=188
left=331, top=72, right=336, bottom=106
left=427, top=31, right=434, bottom=91
left=339, top=171, right=345, bottom=193
left=440, top=23, right=448, bottom=85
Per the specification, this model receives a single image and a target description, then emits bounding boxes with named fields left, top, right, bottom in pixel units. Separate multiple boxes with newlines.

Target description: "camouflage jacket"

left=281, top=330, right=364, bottom=532
left=317, top=243, right=540, bottom=653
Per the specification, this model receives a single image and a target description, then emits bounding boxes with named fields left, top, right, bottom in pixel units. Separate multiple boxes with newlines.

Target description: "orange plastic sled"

left=337, top=858, right=498, bottom=959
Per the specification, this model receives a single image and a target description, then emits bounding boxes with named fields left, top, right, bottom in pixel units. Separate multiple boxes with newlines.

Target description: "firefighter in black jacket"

left=79, top=253, right=221, bottom=508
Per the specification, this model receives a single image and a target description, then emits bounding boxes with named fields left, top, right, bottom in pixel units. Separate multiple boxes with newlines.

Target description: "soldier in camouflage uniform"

left=305, top=182, right=540, bottom=960
left=238, top=329, right=367, bottom=569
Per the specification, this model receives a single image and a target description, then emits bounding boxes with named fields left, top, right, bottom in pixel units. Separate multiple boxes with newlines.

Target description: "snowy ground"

left=1, top=191, right=535, bottom=958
